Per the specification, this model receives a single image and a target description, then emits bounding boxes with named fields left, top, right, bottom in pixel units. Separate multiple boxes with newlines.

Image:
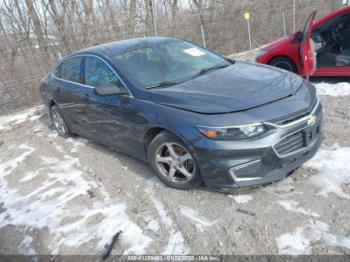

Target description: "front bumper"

left=193, top=100, right=324, bottom=189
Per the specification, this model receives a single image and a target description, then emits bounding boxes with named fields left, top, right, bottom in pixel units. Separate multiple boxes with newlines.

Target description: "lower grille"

left=274, top=131, right=304, bottom=156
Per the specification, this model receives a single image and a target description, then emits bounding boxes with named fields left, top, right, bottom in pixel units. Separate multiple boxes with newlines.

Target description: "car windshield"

left=113, top=40, right=231, bottom=88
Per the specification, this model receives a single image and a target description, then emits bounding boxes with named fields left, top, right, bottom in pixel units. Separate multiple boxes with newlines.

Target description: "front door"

left=300, top=11, right=317, bottom=80
left=313, top=7, right=350, bottom=76
left=81, top=56, right=141, bottom=155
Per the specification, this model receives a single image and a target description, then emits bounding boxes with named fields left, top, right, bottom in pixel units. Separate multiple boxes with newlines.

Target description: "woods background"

left=0, top=0, right=345, bottom=114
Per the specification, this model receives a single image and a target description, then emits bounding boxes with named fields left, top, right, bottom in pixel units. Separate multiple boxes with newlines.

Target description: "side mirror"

left=296, top=31, right=303, bottom=41
left=94, top=85, right=128, bottom=96
left=226, top=57, right=235, bottom=64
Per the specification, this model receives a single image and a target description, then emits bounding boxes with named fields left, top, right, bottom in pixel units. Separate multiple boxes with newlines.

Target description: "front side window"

left=60, top=57, right=82, bottom=83
left=113, top=40, right=230, bottom=88
left=85, top=57, right=122, bottom=88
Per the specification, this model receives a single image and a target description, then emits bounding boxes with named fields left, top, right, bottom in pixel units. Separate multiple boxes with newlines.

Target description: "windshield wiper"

left=192, top=64, right=230, bottom=79
left=146, top=64, right=230, bottom=89
left=146, top=80, right=184, bottom=89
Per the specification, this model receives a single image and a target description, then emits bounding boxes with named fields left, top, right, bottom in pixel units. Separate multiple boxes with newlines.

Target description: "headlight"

left=196, top=123, right=267, bottom=140
left=257, top=49, right=267, bottom=57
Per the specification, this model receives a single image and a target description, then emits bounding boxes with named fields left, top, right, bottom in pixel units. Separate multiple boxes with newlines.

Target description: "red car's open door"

left=300, top=11, right=317, bottom=80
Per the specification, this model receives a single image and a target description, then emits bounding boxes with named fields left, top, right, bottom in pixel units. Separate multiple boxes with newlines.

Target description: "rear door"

left=52, top=57, right=90, bottom=133
left=300, top=11, right=317, bottom=80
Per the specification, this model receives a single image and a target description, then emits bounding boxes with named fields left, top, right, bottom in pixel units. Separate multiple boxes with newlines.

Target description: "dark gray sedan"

left=40, top=37, right=323, bottom=190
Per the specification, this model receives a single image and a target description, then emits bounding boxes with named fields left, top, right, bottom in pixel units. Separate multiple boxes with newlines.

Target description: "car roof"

left=70, top=37, right=177, bottom=58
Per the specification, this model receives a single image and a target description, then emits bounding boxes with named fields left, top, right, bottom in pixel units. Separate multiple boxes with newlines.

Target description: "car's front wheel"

left=148, top=131, right=202, bottom=190
left=51, top=105, right=71, bottom=138
left=269, top=57, right=297, bottom=73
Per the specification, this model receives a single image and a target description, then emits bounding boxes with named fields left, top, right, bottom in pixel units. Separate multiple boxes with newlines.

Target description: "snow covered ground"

left=315, top=82, right=350, bottom=97
left=275, top=144, right=350, bottom=255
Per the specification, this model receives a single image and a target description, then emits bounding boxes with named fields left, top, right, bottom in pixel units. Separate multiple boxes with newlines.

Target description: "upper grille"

left=274, top=131, right=304, bottom=156
left=275, top=111, right=310, bottom=126
left=274, top=98, right=318, bottom=126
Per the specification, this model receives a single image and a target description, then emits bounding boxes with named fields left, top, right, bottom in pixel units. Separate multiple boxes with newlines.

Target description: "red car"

left=256, top=5, right=350, bottom=79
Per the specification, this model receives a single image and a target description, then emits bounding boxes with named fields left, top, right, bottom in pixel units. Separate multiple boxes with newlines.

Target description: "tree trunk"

left=145, top=0, right=153, bottom=36
left=127, top=0, right=137, bottom=37
left=106, top=0, right=120, bottom=38
left=171, top=0, right=178, bottom=34
left=171, top=0, right=178, bottom=23
left=192, top=0, right=207, bottom=45
left=48, top=0, right=71, bottom=53
left=24, top=0, right=48, bottom=55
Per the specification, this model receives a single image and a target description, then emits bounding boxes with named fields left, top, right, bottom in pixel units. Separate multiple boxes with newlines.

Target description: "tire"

left=50, top=105, right=71, bottom=138
left=269, top=57, right=297, bottom=73
left=148, top=131, right=202, bottom=190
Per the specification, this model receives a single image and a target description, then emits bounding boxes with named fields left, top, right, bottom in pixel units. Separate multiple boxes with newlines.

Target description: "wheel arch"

left=143, top=125, right=196, bottom=160
left=268, top=55, right=300, bottom=74
left=48, top=99, right=56, bottom=111
left=144, top=127, right=166, bottom=153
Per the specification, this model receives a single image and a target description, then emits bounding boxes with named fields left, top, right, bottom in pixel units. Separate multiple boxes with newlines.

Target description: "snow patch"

left=179, top=206, right=218, bottom=232
left=276, top=219, right=350, bottom=255
left=19, top=171, right=40, bottom=183
left=18, top=235, right=36, bottom=255
left=147, top=220, right=160, bottom=235
left=139, top=212, right=160, bottom=235
left=276, top=200, right=319, bottom=217
left=146, top=187, right=189, bottom=255
left=304, top=144, right=350, bottom=199
left=0, top=144, right=35, bottom=176
left=0, top=106, right=44, bottom=131
left=0, top=144, right=151, bottom=254
left=315, top=82, right=350, bottom=97
left=228, top=194, right=253, bottom=204
left=67, top=137, right=89, bottom=153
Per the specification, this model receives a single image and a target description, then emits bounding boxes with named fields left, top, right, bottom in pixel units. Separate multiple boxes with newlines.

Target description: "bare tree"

left=145, top=0, right=153, bottom=36
left=24, top=0, right=49, bottom=58
left=127, top=0, right=137, bottom=37
left=171, top=0, right=178, bottom=23
left=191, top=0, right=207, bottom=45
left=47, top=0, right=71, bottom=53
left=105, top=0, right=121, bottom=38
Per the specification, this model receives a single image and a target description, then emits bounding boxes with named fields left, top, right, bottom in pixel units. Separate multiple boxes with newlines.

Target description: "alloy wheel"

left=155, top=142, right=196, bottom=184
left=51, top=109, right=67, bottom=136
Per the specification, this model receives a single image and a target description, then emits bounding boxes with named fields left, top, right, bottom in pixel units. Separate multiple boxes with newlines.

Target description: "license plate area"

left=303, top=125, right=320, bottom=146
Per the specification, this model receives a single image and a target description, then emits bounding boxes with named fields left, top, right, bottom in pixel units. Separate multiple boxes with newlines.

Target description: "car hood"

left=149, top=61, right=304, bottom=114
left=262, top=35, right=295, bottom=51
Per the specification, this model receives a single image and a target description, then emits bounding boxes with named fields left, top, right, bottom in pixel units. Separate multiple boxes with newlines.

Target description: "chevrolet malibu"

left=40, top=37, right=323, bottom=190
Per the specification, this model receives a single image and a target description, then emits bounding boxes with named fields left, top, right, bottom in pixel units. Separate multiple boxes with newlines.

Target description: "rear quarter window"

left=52, top=64, right=61, bottom=78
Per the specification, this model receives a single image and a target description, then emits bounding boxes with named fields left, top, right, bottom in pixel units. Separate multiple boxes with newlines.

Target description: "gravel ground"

left=0, top=56, right=350, bottom=256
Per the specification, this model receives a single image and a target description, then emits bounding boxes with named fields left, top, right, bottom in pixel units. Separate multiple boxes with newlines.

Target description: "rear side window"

left=60, top=57, right=83, bottom=84
left=85, top=57, right=123, bottom=88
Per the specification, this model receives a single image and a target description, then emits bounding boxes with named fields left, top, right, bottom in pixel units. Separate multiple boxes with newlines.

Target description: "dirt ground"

left=0, top=57, right=350, bottom=256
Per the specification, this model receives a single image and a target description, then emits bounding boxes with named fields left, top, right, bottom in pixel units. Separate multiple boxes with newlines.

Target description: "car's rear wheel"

left=51, top=105, right=71, bottom=138
left=269, top=57, right=297, bottom=73
left=148, top=131, right=202, bottom=190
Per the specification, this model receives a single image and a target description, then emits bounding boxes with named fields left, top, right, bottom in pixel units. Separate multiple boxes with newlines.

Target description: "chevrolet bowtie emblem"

left=308, top=115, right=317, bottom=126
